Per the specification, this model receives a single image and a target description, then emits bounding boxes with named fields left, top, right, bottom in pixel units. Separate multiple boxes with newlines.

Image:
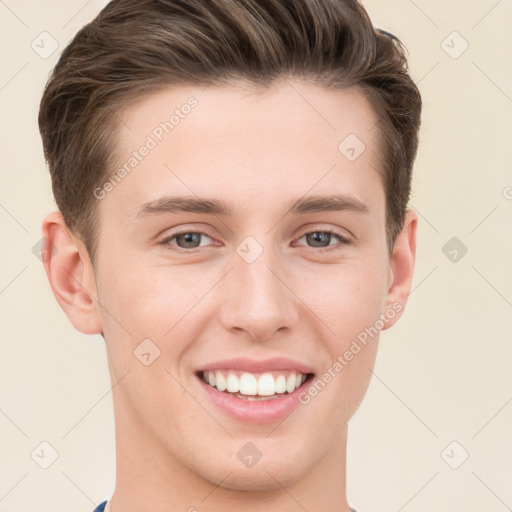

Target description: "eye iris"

left=176, top=232, right=201, bottom=248
left=307, top=231, right=331, bottom=247
left=169, top=231, right=339, bottom=250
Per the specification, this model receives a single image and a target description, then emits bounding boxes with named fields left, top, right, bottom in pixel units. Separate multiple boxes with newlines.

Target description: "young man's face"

left=49, top=79, right=416, bottom=492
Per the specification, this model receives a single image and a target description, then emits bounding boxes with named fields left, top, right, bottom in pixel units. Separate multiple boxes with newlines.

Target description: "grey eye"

left=307, top=232, right=332, bottom=247
left=174, top=232, right=204, bottom=248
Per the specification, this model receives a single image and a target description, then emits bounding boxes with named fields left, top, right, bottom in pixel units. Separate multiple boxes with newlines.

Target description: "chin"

left=196, top=451, right=309, bottom=492
left=212, top=466, right=302, bottom=492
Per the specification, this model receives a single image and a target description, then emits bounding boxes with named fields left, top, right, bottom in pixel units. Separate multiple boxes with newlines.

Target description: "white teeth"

left=202, top=370, right=308, bottom=397
left=234, top=392, right=281, bottom=401
left=239, top=373, right=258, bottom=395
left=215, top=371, right=227, bottom=391
left=226, top=373, right=239, bottom=393
left=257, top=373, right=275, bottom=396
left=286, top=374, right=296, bottom=393
left=275, top=375, right=287, bottom=394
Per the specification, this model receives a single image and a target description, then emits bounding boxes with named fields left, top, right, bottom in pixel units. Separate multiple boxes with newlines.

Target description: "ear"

left=41, top=211, right=103, bottom=335
left=382, top=208, right=418, bottom=330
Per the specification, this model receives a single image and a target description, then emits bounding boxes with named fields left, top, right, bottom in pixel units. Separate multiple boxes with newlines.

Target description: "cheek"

left=300, top=258, right=388, bottom=343
left=97, top=266, right=194, bottom=420
left=296, top=259, right=386, bottom=413
left=94, top=265, right=164, bottom=365
left=96, top=261, right=208, bottom=377
left=98, top=262, right=180, bottom=331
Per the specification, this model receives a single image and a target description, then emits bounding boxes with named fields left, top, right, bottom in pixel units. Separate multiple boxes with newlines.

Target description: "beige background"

left=1, top=0, right=511, bottom=511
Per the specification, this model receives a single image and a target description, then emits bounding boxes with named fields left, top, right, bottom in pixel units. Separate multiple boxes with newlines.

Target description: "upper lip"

left=198, top=357, right=315, bottom=375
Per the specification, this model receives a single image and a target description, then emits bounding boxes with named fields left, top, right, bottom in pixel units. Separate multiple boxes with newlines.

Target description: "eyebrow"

left=137, top=194, right=370, bottom=218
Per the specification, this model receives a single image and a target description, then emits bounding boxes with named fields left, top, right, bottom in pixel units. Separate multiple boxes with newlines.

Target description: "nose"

left=218, top=242, right=300, bottom=342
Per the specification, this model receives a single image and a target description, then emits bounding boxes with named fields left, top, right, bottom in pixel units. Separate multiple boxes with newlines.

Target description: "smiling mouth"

left=197, top=369, right=314, bottom=401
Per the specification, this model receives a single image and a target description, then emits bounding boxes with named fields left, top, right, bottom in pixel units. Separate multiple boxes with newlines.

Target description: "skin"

left=42, top=78, right=417, bottom=512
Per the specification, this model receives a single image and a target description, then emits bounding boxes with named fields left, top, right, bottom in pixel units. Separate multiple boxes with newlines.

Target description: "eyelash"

left=158, top=227, right=351, bottom=253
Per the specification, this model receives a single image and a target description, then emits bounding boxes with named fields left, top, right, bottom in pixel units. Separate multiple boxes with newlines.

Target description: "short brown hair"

left=39, top=0, right=421, bottom=260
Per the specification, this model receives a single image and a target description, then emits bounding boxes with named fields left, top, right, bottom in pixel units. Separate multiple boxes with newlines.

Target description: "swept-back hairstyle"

left=39, top=0, right=421, bottom=259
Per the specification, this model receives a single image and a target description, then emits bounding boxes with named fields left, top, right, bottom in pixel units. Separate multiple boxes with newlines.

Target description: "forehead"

left=102, top=79, right=384, bottom=221
left=118, top=79, right=380, bottom=153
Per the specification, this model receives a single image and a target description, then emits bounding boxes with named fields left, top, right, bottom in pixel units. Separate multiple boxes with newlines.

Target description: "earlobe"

left=41, top=211, right=103, bottom=335
left=382, top=208, right=418, bottom=330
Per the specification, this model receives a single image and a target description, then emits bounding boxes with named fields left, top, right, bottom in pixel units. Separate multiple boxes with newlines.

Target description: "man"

left=38, top=0, right=421, bottom=510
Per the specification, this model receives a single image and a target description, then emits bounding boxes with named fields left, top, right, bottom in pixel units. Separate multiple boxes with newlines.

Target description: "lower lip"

left=196, top=374, right=313, bottom=424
